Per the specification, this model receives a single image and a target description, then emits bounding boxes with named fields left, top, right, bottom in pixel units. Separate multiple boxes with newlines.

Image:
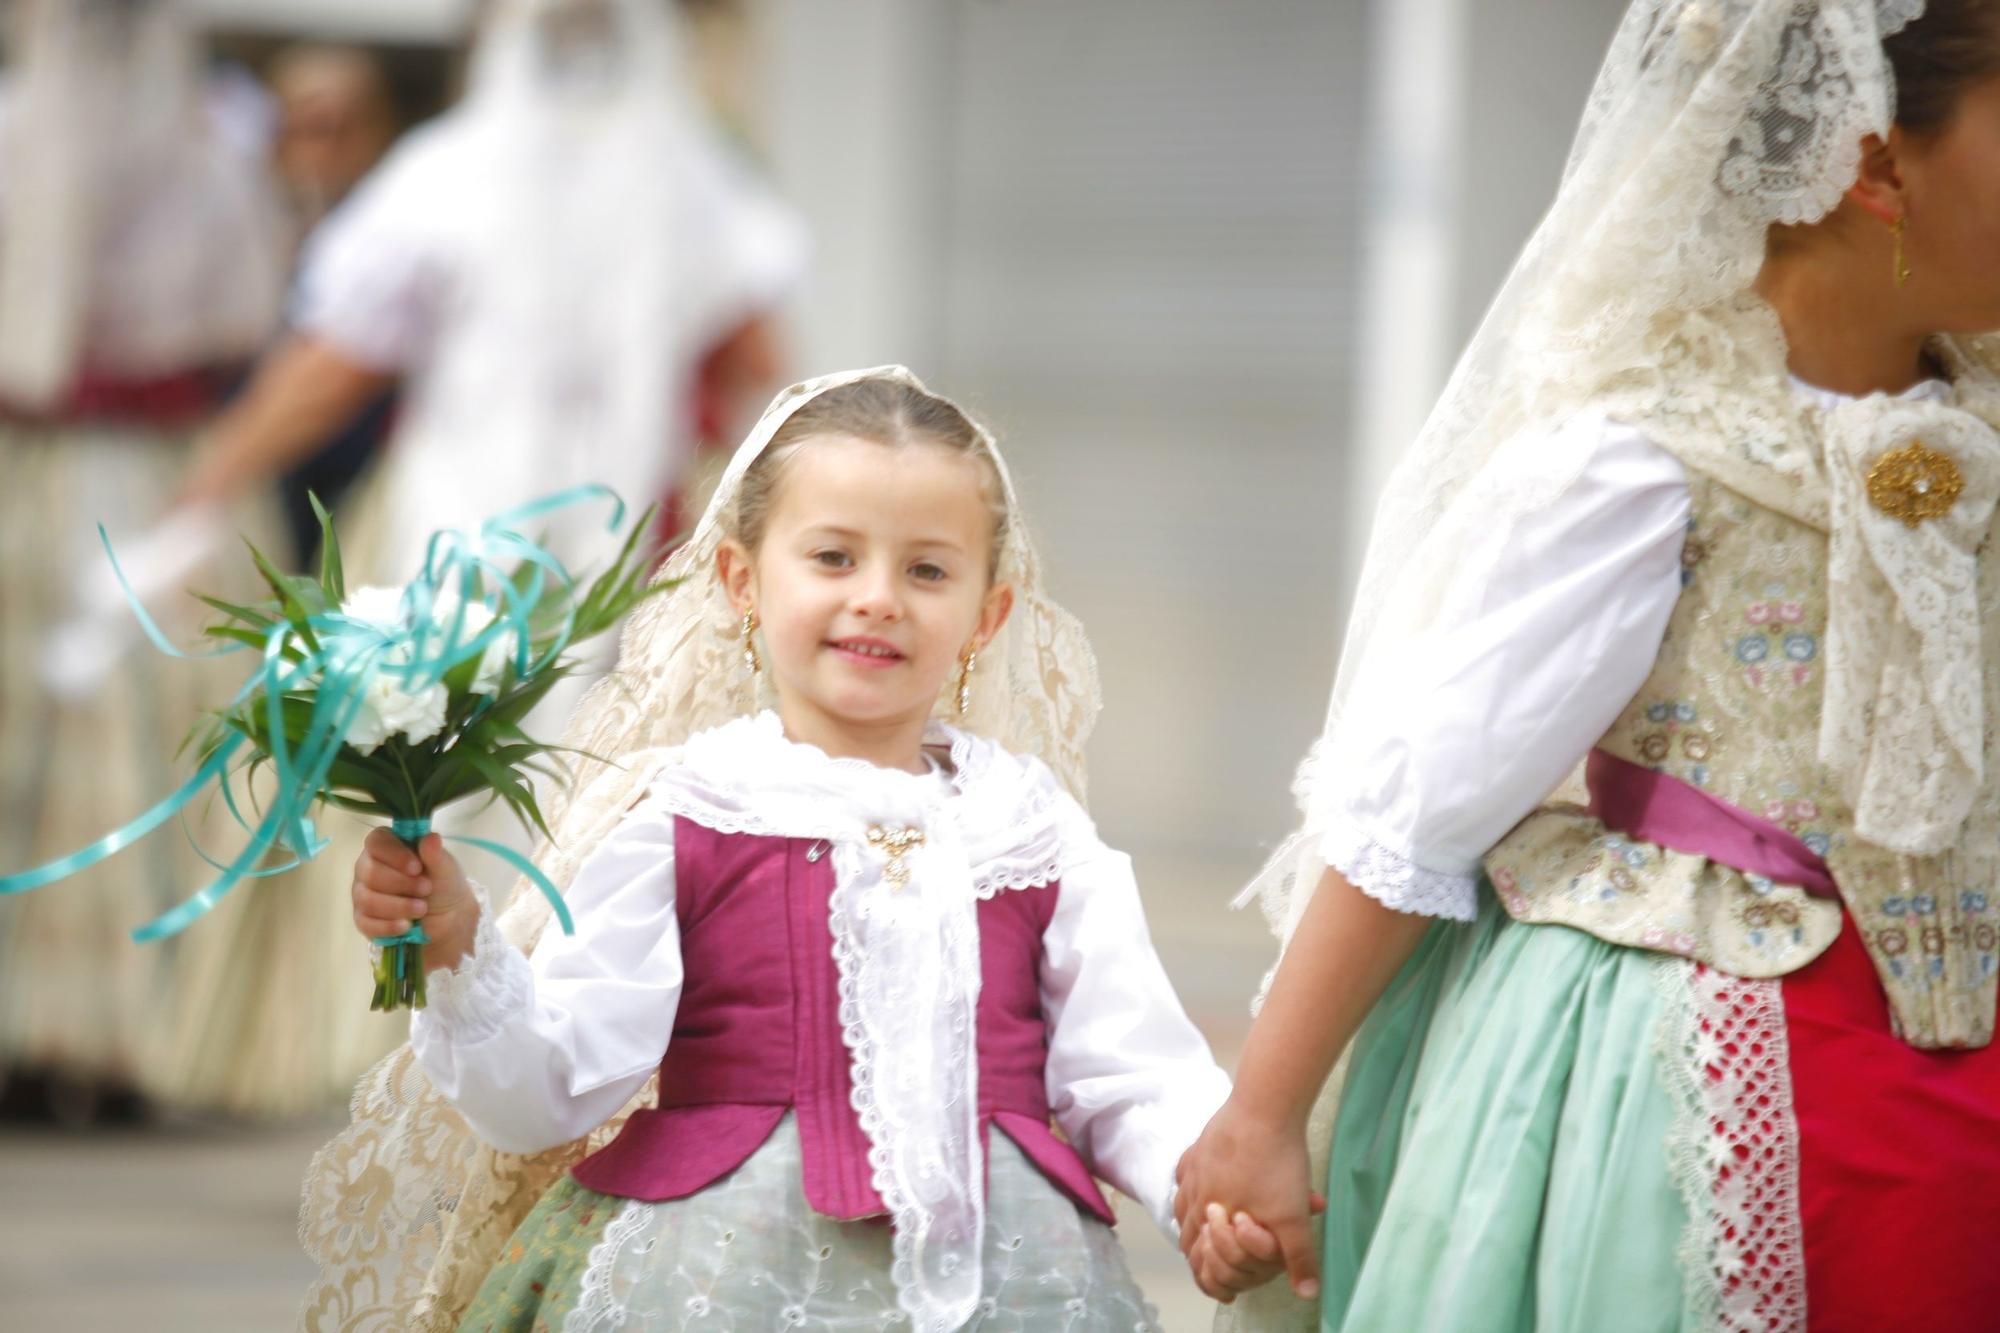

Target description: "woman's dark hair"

left=1887, top=0, right=2000, bottom=136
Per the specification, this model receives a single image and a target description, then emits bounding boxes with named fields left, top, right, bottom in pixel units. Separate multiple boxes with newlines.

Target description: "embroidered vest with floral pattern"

left=1486, top=470, right=2000, bottom=1049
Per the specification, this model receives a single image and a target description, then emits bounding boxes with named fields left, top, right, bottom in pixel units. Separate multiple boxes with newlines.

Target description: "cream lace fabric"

left=298, top=366, right=1102, bottom=1331
left=1819, top=395, right=2000, bottom=852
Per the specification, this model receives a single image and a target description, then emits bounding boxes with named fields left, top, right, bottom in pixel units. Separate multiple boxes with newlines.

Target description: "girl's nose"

left=848, top=568, right=903, bottom=621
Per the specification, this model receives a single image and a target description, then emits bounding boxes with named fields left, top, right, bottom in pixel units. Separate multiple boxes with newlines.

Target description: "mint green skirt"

left=1323, top=898, right=1694, bottom=1332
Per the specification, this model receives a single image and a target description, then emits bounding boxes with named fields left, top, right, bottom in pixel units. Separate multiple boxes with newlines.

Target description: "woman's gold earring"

left=742, top=611, right=761, bottom=674
left=1893, top=214, right=1911, bottom=286
left=956, top=647, right=978, bottom=717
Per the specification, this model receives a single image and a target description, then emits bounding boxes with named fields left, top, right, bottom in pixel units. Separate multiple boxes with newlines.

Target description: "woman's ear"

left=974, top=581, right=1015, bottom=653
left=715, top=538, right=756, bottom=616
left=1846, top=129, right=1909, bottom=226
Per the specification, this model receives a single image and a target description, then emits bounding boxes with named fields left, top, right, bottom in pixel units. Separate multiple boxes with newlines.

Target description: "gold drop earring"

left=1893, top=214, right=1911, bottom=287
left=956, top=644, right=978, bottom=716
left=741, top=610, right=761, bottom=675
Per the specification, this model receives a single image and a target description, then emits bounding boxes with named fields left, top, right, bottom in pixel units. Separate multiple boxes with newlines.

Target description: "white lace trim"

left=643, top=711, right=1087, bottom=895
left=420, top=882, right=533, bottom=1047
left=1317, top=815, right=1478, bottom=922
left=564, top=1197, right=653, bottom=1333
left=828, top=832, right=985, bottom=1332
left=1658, top=961, right=1808, bottom=1333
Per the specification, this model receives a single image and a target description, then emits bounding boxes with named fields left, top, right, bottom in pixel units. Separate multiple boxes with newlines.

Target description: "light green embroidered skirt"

left=1322, top=897, right=1694, bottom=1332
left=459, top=1113, right=1160, bottom=1332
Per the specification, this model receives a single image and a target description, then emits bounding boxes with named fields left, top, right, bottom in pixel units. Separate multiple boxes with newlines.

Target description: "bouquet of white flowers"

left=1, top=487, right=673, bottom=1012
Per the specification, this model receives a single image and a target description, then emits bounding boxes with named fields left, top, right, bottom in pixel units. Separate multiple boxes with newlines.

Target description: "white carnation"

left=338, top=585, right=410, bottom=634
left=345, top=667, right=450, bottom=755
left=337, top=585, right=451, bottom=754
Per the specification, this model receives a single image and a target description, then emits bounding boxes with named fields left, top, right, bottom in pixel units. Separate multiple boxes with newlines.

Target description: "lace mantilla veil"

left=297, top=365, right=1102, bottom=1330
left=1224, top=2, right=2000, bottom=1328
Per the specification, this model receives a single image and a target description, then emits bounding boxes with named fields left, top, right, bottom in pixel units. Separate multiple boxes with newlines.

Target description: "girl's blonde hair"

left=731, top=375, right=1012, bottom=577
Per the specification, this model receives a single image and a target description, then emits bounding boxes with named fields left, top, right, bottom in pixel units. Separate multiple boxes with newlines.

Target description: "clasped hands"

left=1172, top=1095, right=1327, bottom=1305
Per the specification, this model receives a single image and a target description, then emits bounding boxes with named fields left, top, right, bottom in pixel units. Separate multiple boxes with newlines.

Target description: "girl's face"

left=1899, top=75, right=2000, bottom=332
left=718, top=434, right=1014, bottom=764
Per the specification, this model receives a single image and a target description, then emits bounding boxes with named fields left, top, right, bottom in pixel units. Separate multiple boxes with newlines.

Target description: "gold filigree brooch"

left=1867, top=441, right=1964, bottom=527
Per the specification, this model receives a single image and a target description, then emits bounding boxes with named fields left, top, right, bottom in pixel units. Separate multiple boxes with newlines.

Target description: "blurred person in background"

left=0, top=0, right=287, bottom=1124
left=265, top=41, right=402, bottom=568
left=267, top=41, right=398, bottom=241
left=154, top=0, right=808, bottom=1118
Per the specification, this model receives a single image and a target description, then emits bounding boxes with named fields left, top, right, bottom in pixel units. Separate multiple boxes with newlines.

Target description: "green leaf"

left=192, top=591, right=281, bottom=631
left=202, top=624, right=305, bottom=662
left=414, top=751, right=468, bottom=807
left=243, top=537, right=323, bottom=654
left=459, top=747, right=554, bottom=843
left=477, top=668, right=571, bottom=731
left=308, top=491, right=346, bottom=604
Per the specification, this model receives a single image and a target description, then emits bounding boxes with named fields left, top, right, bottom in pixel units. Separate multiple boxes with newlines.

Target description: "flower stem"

left=368, top=815, right=433, bottom=1012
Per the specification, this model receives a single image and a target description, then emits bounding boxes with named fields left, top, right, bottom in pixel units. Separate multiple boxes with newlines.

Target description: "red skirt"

left=1784, top=918, right=2000, bottom=1330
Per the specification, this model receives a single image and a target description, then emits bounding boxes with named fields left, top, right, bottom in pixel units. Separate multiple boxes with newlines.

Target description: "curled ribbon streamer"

left=0, top=486, right=625, bottom=941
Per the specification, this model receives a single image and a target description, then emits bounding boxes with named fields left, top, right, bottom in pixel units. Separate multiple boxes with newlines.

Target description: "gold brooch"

left=1867, top=441, right=1963, bottom=527
left=866, top=825, right=926, bottom=889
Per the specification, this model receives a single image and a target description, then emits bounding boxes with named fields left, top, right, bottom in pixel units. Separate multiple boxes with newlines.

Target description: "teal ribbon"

left=0, top=487, right=623, bottom=942
left=391, top=816, right=433, bottom=843
left=374, top=817, right=433, bottom=951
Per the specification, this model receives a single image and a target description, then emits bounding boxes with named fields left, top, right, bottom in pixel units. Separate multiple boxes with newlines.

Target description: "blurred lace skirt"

left=459, top=1114, right=1162, bottom=1332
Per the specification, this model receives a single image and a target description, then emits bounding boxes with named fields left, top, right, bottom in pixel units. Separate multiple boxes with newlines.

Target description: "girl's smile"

left=825, top=635, right=908, bottom=668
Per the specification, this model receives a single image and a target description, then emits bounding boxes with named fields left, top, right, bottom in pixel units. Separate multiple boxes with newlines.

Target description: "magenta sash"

left=1585, top=748, right=1838, bottom=899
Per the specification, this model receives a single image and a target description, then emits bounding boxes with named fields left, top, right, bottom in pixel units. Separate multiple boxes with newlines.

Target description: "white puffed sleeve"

left=1040, top=820, right=1232, bottom=1241
left=1308, top=411, right=1691, bottom=920
left=410, top=800, right=683, bottom=1154
left=290, top=128, right=454, bottom=370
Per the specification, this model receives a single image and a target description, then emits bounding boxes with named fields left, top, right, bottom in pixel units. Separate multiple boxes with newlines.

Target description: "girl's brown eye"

left=813, top=549, right=851, bottom=569
left=911, top=562, right=948, bottom=582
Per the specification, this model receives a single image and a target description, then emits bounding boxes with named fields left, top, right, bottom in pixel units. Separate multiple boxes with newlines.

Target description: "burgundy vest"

left=570, top=817, right=1116, bottom=1224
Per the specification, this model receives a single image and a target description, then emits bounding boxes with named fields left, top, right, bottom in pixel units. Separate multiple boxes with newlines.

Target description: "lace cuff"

left=421, top=883, right=533, bottom=1046
left=1318, top=816, right=1479, bottom=921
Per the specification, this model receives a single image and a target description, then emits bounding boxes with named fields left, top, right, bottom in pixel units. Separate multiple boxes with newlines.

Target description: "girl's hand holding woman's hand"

left=1174, top=1095, right=1327, bottom=1302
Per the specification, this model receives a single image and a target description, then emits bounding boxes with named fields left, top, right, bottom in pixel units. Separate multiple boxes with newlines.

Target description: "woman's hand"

left=1175, top=1096, right=1327, bottom=1301
left=1173, top=865, right=1432, bottom=1302
left=350, top=829, right=481, bottom=971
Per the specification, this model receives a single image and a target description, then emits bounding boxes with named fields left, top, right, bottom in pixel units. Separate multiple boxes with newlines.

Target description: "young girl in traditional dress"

left=302, top=368, right=1243, bottom=1331
left=1178, top=2, right=2000, bottom=1329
